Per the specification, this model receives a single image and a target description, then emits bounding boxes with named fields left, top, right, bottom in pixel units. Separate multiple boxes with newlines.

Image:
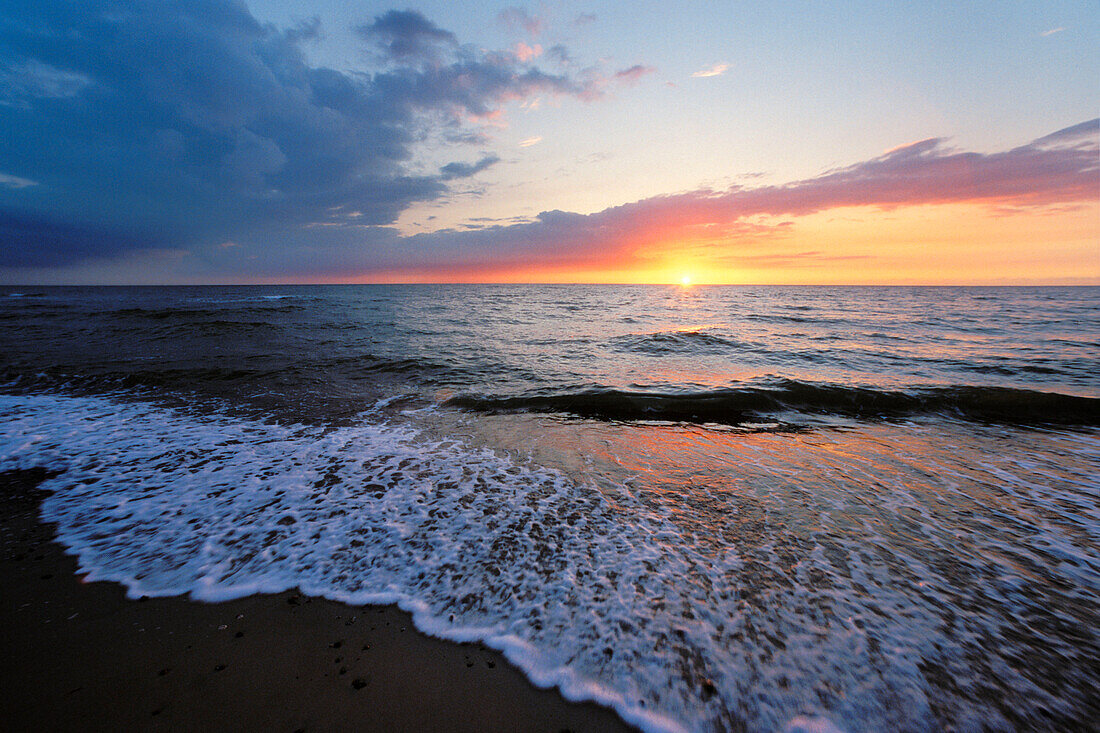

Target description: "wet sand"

left=0, top=468, right=634, bottom=732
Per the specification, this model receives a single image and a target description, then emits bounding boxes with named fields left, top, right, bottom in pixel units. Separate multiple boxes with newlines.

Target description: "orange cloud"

left=513, top=41, right=542, bottom=61
left=346, top=120, right=1099, bottom=284
left=691, top=63, right=729, bottom=78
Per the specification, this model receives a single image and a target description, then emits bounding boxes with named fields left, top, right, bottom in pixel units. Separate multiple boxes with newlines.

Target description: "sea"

left=1, top=284, right=1097, bottom=732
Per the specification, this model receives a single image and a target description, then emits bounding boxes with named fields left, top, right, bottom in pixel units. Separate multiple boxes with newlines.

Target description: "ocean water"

left=1, top=285, right=1097, bottom=732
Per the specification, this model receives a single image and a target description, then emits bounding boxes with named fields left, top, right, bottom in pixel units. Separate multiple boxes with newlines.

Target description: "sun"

left=680, top=274, right=692, bottom=286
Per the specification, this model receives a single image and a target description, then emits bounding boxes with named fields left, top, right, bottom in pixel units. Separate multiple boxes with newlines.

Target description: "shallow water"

left=1, top=285, right=1097, bottom=731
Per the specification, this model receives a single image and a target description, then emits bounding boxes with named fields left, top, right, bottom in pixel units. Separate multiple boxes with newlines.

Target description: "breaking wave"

left=446, top=381, right=1100, bottom=426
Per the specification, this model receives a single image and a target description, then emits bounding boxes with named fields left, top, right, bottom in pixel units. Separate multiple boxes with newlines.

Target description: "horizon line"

left=4, top=281, right=1099, bottom=288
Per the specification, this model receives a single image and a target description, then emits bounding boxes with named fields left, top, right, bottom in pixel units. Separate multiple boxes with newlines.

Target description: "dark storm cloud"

left=0, top=2, right=602, bottom=268
left=0, top=209, right=154, bottom=268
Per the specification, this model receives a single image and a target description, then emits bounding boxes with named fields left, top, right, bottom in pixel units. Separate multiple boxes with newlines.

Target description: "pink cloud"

left=162, top=120, right=1098, bottom=281
left=388, top=119, right=1099, bottom=273
left=513, top=42, right=542, bottom=62
left=691, top=63, right=729, bottom=78
left=614, top=65, right=657, bottom=84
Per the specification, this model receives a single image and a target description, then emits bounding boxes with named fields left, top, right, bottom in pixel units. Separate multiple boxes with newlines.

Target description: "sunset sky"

left=1, top=1, right=1097, bottom=284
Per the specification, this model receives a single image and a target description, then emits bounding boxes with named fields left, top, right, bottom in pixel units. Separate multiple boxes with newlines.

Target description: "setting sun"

left=680, top=275, right=692, bottom=286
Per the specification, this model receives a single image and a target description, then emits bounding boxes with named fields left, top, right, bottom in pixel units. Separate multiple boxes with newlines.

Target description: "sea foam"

left=2, top=391, right=1098, bottom=732
left=1, top=392, right=692, bottom=732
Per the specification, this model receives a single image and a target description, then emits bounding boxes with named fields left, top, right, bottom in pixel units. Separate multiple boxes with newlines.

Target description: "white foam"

left=1, top=393, right=691, bottom=732
left=2, top=392, right=1097, bottom=732
left=783, top=717, right=847, bottom=733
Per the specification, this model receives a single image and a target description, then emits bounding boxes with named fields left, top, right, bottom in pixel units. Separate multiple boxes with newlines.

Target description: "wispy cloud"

left=439, top=155, right=500, bottom=180
left=0, top=60, right=93, bottom=110
left=0, top=172, right=37, bottom=189
left=691, top=63, right=729, bottom=78
left=518, top=136, right=543, bottom=147
left=1040, top=27, right=1065, bottom=37
left=545, top=45, right=572, bottom=66
left=497, top=7, right=543, bottom=36
left=614, top=65, right=657, bottom=85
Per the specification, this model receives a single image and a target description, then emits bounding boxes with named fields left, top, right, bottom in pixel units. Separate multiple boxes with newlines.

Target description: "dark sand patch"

left=0, top=468, right=634, bottom=732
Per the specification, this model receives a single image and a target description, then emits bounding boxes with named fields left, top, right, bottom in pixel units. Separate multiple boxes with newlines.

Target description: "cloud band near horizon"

left=361, top=118, right=1100, bottom=278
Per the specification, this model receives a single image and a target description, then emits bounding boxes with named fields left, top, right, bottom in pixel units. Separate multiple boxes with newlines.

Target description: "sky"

left=0, top=0, right=1097, bottom=284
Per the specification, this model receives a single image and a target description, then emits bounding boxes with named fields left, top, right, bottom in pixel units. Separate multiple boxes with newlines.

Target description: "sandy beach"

left=0, top=467, right=633, bottom=732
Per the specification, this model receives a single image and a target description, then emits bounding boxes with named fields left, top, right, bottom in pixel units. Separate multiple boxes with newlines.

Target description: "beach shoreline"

left=0, top=467, right=633, bottom=732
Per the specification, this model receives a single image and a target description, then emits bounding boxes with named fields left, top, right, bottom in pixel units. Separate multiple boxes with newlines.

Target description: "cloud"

left=497, top=7, right=543, bottom=37
left=359, top=119, right=1100, bottom=276
left=0, top=209, right=154, bottom=268
left=444, top=129, right=492, bottom=145
left=0, top=172, right=37, bottom=189
left=1029, top=118, right=1097, bottom=147
left=0, top=2, right=608, bottom=269
left=7, top=115, right=1095, bottom=281
left=358, top=10, right=457, bottom=64
left=513, top=42, right=543, bottom=62
left=614, top=65, right=657, bottom=84
left=32, top=110, right=1096, bottom=284
left=283, top=16, right=323, bottom=44
left=518, top=136, right=543, bottom=147
left=357, top=11, right=600, bottom=117
left=691, top=63, right=729, bottom=78
left=1040, top=27, right=1065, bottom=37
left=574, top=13, right=598, bottom=27
left=545, top=45, right=572, bottom=66
left=439, top=155, right=500, bottom=180
left=0, top=60, right=93, bottom=106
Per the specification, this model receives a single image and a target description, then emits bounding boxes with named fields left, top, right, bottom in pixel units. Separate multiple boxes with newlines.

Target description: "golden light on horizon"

left=337, top=199, right=1100, bottom=285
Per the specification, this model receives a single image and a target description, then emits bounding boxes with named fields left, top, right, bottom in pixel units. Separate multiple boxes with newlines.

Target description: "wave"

left=0, top=353, right=459, bottom=402
left=961, top=363, right=1064, bottom=376
left=0, top=367, right=299, bottom=400
left=445, top=381, right=1100, bottom=427
left=745, top=313, right=848, bottom=325
left=187, top=294, right=304, bottom=303
left=109, top=303, right=305, bottom=319
left=611, top=330, right=754, bottom=355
